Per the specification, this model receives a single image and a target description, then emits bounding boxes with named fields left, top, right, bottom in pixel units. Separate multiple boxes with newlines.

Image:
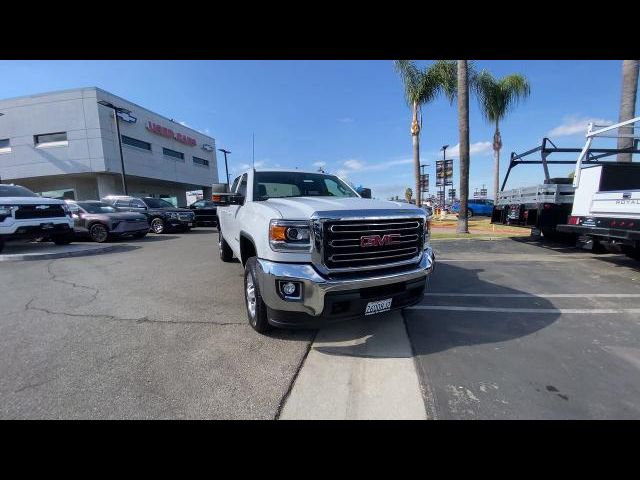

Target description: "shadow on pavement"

left=310, top=262, right=561, bottom=358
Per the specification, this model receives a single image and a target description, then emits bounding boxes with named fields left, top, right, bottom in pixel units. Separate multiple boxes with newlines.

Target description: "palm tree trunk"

left=457, top=60, right=470, bottom=234
left=413, top=133, right=420, bottom=207
left=493, top=122, right=502, bottom=201
left=617, top=60, right=639, bottom=162
left=411, top=101, right=421, bottom=207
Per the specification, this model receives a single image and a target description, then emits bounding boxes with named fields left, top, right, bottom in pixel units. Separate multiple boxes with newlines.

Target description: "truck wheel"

left=150, top=217, right=165, bottom=234
left=52, top=235, right=73, bottom=245
left=218, top=231, right=233, bottom=262
left=541, top=226, right=559, bottom=241
left=244, top=257, right=272, bottom=334
left=621, top=245, right=640, bottom=260
left=89, top=223, right=109, bottom=243
left=467, top=209, right=474, bottom=218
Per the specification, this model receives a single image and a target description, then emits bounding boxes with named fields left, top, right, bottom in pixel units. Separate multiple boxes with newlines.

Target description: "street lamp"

left=218, top=148, right=231, bottom=190
left=98, top=100, right=136, bottom=195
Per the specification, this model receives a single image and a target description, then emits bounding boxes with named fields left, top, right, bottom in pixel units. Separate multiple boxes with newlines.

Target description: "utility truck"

left=492, top=120, right=640, bottom=243
left=556, top=117, right=640, bottom=259
left=217, top=168, right=435, bottom=333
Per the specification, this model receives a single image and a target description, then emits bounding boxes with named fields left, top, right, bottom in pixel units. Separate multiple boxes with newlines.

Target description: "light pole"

left=98, top=100, right=135, bottom=195
left=218, top=148, right=231, bottom=190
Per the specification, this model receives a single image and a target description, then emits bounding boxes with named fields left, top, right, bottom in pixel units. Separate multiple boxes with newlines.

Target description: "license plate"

left=365, top=298, right=392, bottom=315
left=41, top=223, right=54, bottom=230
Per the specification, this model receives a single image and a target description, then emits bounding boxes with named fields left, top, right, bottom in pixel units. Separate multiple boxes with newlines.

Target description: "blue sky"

left=0, top=60, right=634, bottom=199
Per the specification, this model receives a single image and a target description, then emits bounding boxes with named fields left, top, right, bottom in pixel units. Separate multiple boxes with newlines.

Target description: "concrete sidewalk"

left=280, top=312, right=427, bottom=420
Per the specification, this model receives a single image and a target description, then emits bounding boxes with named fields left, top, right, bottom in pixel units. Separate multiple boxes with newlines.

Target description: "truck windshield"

left=143, top=198, right=175, bottom=208
left=253, top=172, right=358, bottom=200
left=78, top=202, right=118, bottom=214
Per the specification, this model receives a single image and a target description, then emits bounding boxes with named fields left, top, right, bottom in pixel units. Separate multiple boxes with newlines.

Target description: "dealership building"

left=0, top=87, right=218, bottom=206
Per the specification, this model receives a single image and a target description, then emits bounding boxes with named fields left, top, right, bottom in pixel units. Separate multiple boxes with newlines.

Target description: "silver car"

left=66, top=200, right=149, bottom=243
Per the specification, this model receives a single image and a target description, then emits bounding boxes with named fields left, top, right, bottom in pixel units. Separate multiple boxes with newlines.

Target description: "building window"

left=0, top=138, right=10, bottom=154
left=34, top=132, right=68, bottom=148
left=163, top=147, right=184, bottom=161
left=122, top=135, right=152, bottom=151
left=193, top=156, right=209, bottom=167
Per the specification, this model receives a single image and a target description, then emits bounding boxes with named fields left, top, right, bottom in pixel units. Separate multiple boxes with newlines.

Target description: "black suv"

left=102, top=196, right=196, bottom=234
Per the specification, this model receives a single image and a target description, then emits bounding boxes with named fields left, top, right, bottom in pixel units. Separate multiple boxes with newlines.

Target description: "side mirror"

left=229, top=194, right=245, bottom=205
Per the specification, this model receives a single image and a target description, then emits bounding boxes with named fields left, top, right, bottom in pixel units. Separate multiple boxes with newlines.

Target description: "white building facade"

left=0, top=87, right=218, bottom=206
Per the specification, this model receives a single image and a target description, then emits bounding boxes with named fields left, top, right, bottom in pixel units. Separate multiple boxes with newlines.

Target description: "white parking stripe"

left=423, top=293, right=640, bottom=298
left=406, top=305, right=640, bottom=314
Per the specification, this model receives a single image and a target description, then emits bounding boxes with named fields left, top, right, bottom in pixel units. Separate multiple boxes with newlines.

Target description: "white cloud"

left=445, top=141, right=492, bottom=158
left=313, top=161, right=327, bottom=168
left=343, top=159, right=365, bottom=171
left=338, top=117, right=354, bottom=123
left=548, top=115, right=614, bottom=137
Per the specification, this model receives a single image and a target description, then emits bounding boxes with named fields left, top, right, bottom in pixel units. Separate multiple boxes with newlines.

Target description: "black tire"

left=621, top=245, right=640, bottom=260
left=541, top=226, right=559, bottom=241
left=0, top=239, right=4, bottom=253
left=132, top=231, right=147, bottom=239
left=467, top=209, right=474, bottom=218
left=150, top=217, right=165, bottom=234
left=218, top=231, right=233, bottom=262
left=89, top=223, right=109, bottom=243
left=52, top=235, right=73, bottom=245
left=244, top=257, right=272, bottom=334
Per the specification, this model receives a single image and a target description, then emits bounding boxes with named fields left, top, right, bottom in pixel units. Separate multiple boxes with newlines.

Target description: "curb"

left=0, top=244, right=127, bottom=262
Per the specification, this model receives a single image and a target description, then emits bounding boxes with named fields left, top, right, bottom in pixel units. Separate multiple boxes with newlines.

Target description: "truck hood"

left=0, top=196, right=66, bottom=205
left=261, top=197, right=424, bottom=219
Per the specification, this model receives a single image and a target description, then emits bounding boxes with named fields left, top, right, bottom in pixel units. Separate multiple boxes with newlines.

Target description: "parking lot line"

left=406, top=305, right=640, bottom=314
left=423, top=293, right=640, bottom=298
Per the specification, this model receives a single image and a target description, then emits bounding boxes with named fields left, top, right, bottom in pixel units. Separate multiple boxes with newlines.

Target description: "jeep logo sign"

left=360, top=234, right=402, bottom=248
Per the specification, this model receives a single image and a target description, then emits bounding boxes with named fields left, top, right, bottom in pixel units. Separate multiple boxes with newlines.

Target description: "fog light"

left=278, top=280, right=302, bottom=300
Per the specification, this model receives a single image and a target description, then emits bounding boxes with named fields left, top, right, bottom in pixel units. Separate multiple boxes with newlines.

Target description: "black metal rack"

left=501, top=137, right=640, bottom=191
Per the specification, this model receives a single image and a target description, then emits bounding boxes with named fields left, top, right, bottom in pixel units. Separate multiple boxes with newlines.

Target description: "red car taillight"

left=567, top=216, right=580, bottom=225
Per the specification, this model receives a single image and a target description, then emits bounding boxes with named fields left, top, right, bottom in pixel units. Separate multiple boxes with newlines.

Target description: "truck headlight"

left=0, top=205, right=17, bottom=222
left=269, top=220, right=311, bottom=252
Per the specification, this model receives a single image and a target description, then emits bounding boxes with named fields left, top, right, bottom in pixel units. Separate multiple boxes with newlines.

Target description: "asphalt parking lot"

left=406, top=238, right=640, bottom=419
left=2, top=230, right=640, bottom=419
left=0, top=228, right=312, bottom=419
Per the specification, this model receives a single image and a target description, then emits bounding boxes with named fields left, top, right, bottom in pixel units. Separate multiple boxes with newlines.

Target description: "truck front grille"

left=323, top=218, right=423, bottom=270
left=14, top=205, right=66, bottom=220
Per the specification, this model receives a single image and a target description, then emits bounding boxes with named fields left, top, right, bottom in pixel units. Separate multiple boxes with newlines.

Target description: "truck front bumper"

left=255, top=247, right=435, bottom=327
left=557, top=224, right=640, bottom=241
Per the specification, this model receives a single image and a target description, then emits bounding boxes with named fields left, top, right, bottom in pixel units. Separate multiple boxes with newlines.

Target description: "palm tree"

left=457, top=60, right=470, bottom=234
left=475, top=71, right=530, bottom=200
left=394, top=60, right=456, bottom=207
left=405, top=187, right=413, bottom=203
left=617, top=60, right=639, bottom=162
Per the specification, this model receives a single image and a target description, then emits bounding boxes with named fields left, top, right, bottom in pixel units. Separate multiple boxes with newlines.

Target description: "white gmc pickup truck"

left=217, top=168, right=435, bottom=333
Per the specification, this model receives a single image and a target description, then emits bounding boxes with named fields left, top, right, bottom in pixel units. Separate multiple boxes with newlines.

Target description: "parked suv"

left=451, top=198, right=494, bottom=217
left=102, top=195, right=195, bottom=234
left=0, top=184, right=74, bottom=253
left=66, top=200, right=149, bottom=242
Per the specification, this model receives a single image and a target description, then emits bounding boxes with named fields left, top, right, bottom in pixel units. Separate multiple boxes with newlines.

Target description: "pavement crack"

left=24, top=299, right=245, bottom=326
left=46, top=259, right=100, bottom=304
left=274, top=330, right=317, bottom=420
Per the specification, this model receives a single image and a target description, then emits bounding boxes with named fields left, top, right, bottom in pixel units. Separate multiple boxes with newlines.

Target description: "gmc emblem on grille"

left=360, top=234, right=402, bottom=248
left=35, top=205, right=50, bottom=210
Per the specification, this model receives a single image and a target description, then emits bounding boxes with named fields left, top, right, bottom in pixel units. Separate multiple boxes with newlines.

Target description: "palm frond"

left=474, top=71, right=531, bottom=123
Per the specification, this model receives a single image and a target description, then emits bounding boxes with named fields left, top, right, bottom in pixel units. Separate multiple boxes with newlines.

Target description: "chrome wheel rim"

left=151, top=219, right=163, bottom=233
left=246, top=275, right=256, bottom=321
left=91, top=225, right=107, bottom=242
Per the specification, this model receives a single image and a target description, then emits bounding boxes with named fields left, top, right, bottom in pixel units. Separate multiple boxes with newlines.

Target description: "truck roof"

left=243, top=167, right=342, bottom=176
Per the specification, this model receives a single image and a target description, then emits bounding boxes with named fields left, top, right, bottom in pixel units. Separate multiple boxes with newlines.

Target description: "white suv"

left=0, top=184, right=74, bottom=253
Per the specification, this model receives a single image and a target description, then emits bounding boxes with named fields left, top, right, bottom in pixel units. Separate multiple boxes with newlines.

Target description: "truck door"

left=219, top=174, right=244, bottom=256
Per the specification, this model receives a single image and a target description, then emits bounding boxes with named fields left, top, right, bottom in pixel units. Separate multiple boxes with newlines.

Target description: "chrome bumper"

left=255, top=246, right=435, bottom=316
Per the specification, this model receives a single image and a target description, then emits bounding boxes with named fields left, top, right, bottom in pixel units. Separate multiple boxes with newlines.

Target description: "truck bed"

left=495, top=183, right=575, bottom=207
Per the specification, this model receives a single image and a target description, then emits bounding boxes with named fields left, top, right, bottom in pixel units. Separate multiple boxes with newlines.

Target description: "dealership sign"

left=146, top=121, right=196, bottom=146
